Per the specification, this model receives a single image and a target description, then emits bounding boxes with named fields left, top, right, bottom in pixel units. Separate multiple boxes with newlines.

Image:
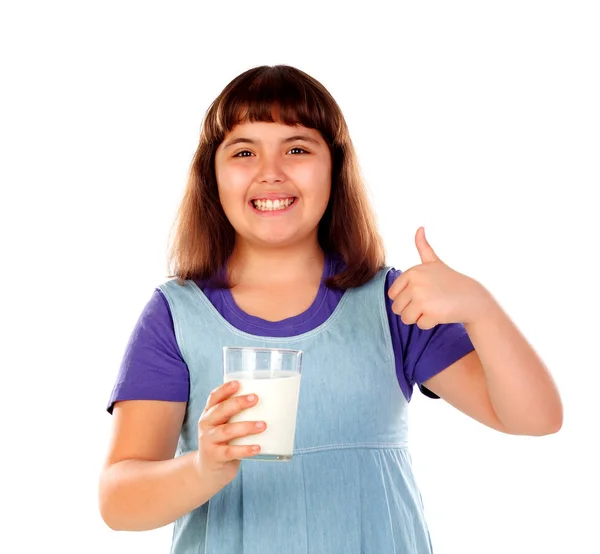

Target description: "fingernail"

left=255, top=421, right=265, bottom=429
left=247, top=394, right=256, bottom=402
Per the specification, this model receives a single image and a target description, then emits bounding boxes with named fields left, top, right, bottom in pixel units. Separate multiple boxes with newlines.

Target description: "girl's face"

left=214, top=121, right=332, bottom=250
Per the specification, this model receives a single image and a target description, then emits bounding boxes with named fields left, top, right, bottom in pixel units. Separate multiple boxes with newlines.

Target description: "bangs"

left=204, top=66, right=342, bottom=146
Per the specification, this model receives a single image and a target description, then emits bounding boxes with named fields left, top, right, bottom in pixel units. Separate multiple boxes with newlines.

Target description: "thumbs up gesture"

left=387, top=227, right=492, bottom=330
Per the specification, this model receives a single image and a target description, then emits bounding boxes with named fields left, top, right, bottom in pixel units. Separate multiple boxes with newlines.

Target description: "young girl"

left=99, top=65, right=563, bottom=553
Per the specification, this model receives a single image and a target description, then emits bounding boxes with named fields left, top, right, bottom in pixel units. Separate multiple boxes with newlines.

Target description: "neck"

left=228, top=238, right=325, bottom=287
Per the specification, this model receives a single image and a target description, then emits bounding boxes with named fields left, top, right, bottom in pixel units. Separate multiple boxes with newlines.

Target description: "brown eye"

left=233, top=150, right=253, bottom=157
left=289, top=147, right=308, bottom=155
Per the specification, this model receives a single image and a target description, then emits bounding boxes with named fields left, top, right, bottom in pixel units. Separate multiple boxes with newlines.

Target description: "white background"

left=1, top=1, right=598, bottom=553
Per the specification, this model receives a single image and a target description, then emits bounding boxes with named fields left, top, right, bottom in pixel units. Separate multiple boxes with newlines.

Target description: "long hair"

left=167, top=65, right=385, bottom=289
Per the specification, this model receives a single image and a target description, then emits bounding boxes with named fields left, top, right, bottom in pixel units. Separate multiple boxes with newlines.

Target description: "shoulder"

left=133, top=288, right=186, bottom=355
left=158, top=277, right=190, bottom=294
left=135, top=287, right=173, bottom=320
left=135, top=287, right=177, bottom=335
left=337, top=265, right=400, bottom=296
left=157, top=277, right=205, bottom=309
left=385, top=267, right=402, bottom=284
left=381, top=266, right=402, bottom=294
left=106, top=287, right=188, bottom=413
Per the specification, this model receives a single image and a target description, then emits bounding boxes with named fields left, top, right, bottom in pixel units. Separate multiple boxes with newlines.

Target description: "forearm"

left=464, top=295, right=563, bottom=435
left=99, top=452, right=229, bottom=531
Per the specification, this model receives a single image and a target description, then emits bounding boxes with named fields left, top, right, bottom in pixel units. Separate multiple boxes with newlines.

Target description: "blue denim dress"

left=159, top=268, right=434, bottom=553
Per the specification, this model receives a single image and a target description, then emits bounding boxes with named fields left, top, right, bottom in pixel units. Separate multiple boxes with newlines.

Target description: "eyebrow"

left=222, top=134, right=321, bottom=150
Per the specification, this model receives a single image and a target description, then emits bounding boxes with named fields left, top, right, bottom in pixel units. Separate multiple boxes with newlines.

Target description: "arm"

left=423, top=295, right=563, bottom=436
left=389, top=227, right=563, bottom=436
left=99, top=400, right=228, bottom=531
left=101, top=290, right=268, bottom=530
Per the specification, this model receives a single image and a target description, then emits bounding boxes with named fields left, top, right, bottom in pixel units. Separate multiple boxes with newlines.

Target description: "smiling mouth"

left=250, top=197, right=297, bottom=212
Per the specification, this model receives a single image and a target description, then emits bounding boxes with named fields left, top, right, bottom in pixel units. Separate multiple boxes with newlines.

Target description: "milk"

left=225, top=370, right=301, bottom=460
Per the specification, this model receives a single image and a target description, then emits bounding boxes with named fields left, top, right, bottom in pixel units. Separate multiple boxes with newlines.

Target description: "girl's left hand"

left=388, top=227, right=493, bottom=330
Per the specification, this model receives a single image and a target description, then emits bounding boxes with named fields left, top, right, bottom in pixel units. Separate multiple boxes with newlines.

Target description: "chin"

left=258, top=236, right=296, bottom=247
left=249, top=230, right=303, bottom=248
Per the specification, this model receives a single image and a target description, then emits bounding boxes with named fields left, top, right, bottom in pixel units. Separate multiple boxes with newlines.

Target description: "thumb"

left=415, top=227, right=440, bottom=263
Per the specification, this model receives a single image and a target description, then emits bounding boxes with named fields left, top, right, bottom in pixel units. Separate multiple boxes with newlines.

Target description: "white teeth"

left=252, top=198, right=295, bottom=211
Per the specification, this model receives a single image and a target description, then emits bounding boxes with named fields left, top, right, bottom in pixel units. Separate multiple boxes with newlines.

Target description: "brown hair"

left=167, top=65, right=385, bottom=289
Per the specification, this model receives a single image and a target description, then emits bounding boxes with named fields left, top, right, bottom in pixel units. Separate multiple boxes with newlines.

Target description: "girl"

left=99, top=65, right=562, bottom=553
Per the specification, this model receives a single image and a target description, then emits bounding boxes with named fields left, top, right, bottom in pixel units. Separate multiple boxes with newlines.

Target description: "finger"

left=206, top=420, right=267, bottom=445
left=416, top=315, right=437, bottom=330
left=388, top=271, right=409, bottom=299
left=202, top=393, right=259, bottom=427
left=400, top=302, right=423, bottom=326
left=220, top=443, right=262, bottom=462
left=391, top=291, right=412, bottom=316
left=204, top=380, right=240, bottom=412
left=415, top=227, right=440, bottom=264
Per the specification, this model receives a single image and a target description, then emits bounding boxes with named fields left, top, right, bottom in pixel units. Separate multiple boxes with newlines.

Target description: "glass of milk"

left=223, top=346, right=302, bottom=462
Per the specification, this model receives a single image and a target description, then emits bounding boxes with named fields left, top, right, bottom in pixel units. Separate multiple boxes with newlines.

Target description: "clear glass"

left=223, top=346, right=303, bottom=462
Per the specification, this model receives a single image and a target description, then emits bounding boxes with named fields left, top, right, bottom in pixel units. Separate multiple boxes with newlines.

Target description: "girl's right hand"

left=196, top=380, right=266, bottom=483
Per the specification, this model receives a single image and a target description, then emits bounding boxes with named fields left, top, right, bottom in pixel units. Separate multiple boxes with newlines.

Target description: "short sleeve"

left=106, top=289, right=190, bottom=414
left=385, top=268, right=475, bottom=401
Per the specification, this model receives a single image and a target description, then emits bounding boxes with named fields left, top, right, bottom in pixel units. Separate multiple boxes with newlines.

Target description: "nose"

left=256, top=153, right=286, bottom=184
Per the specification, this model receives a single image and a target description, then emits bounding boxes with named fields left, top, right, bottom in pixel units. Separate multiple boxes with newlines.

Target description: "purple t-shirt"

left=107, top=256, right=474, bottom=413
